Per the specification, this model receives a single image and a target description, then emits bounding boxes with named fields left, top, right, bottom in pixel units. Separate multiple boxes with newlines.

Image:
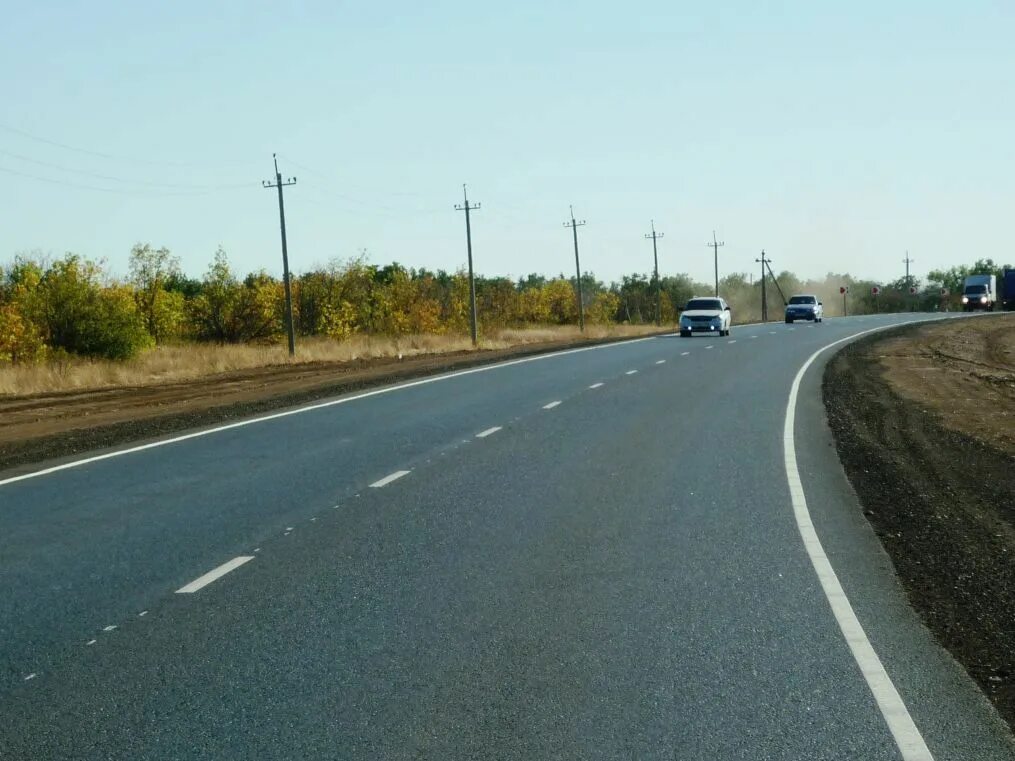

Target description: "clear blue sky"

left=2, top=1, right=1012, bottom=285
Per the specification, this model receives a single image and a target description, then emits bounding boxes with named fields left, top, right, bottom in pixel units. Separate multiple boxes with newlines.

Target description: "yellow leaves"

left=0, top=302, right=46, bottom=364
left=587, top=291, right=620, bottom=324
left=542, top=279, right=579, bottom=324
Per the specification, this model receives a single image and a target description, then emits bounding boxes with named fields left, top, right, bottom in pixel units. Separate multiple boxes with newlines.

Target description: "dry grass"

left=0, top=324, right=662, bottom=397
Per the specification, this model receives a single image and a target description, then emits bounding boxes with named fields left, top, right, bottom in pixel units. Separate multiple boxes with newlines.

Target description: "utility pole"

left=262, top=154, right=297, bottom=357
left=707, top=231, right=725, bottom=297
left=763, top=258, right=788, bottom=307
left=903, top=251, right=916, bottom=312
left=564, top=206, right=586, bottom=331
left=455, top=184, right=481, bottom=346
left=756, top=250, right=770, bottom=322
left=645, top=221, right=664, bottom=326
left=903, top=251, right=915, bottom=288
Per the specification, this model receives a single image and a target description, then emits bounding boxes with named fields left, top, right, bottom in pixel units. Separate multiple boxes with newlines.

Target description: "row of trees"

left=1, top=245, right=1009, bottom=364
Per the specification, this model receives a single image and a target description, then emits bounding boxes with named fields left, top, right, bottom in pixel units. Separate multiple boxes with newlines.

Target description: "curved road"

left=1, top=314, right=1013, bottom=759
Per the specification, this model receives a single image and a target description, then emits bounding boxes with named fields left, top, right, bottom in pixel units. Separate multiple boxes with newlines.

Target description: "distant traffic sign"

left=909, top=286, right=918, bottom=295
left=839, top=286, right=848, bottom=294
left=871, top=286, right=880, bottom=295
left=940, top=288, right=949, bottom=296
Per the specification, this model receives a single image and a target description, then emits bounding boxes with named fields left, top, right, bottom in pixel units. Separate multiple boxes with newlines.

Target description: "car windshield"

left=965, top=285, right=987, bottom=294
left=788, top=296, right=816, bottom=305
left=684, top=299, right=721, bottom=311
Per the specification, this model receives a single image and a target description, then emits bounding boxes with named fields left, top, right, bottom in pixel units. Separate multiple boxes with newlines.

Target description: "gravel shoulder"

left=823, top=314, right=1015, bottom=730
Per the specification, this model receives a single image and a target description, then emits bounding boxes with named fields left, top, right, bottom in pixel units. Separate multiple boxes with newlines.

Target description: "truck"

left=1003, top=269, right=1015, bottom=311
left=962, top=274, right=997, bottom=311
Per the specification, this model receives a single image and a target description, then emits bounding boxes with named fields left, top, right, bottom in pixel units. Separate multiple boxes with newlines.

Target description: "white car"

left=679, top=297, right=732, bottom=337
left=784, top=294, right=823, bottom=323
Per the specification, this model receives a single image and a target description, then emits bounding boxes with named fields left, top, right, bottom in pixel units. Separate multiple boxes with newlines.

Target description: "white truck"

left=962, top=274, right=997, bottom=311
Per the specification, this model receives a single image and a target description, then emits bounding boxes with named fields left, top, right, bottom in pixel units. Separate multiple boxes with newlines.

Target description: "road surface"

left=1, top=314, right=1013, bottom=760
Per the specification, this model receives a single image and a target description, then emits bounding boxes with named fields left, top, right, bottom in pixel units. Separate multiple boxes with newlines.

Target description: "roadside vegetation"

left=1, top=244, right=1010, bottom=394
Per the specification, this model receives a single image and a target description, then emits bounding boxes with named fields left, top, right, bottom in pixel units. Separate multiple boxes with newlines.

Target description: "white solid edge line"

left=476, top=426, right=502, bottom=437
left=542, top=401, right=561, bottom=409
left=0, top=335, right=662, bottom=488
left=369, top=470, right=411, bottom=487
left=784, top=321, right=934, bottom=760
left=176, top=556, right=254, bottom=594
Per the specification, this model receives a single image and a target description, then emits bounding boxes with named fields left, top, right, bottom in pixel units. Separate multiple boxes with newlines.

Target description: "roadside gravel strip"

left=824, top=320, right=1015, bottom=733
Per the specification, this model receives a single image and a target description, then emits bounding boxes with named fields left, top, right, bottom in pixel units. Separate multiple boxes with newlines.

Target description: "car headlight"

left=981, top=296, right=987, bottom=303
left=962, top=296, right=969, bottom=303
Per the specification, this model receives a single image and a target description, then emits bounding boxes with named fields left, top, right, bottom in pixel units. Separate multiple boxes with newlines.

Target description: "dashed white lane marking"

left=86, top=639, right=97, bottom=646
left=176, top=556, right=255, bottom=594
left=625, top=370, right=638, bottom=375
left=542, top=401, right=562, bottom=409
left=24, top=673, right=37, bottom=681
left=784, top=324, right=934, bottom=761
left=705, top=345, right=714, bottom=350
left=369, top=470, right=411, bottom=488
left=102, top=625, right=117, bottom=632
left=476, top=426, right=502, bottom=438
left=728, top=340, right=737, bottom=344
left=0, top=336, right=661, bottom=488
left=655, top=359, right=666, bottom=364
left=770, top=330, right=777, bottom=334
left=285, top=527, right=294, bottom=531
left=751, top=336, right=759, bottom=339
left=138, top=610, right=148, bottom=617
left=589, top=382, right=604, bottom=389
left=680, top=351, right=690, bottom=356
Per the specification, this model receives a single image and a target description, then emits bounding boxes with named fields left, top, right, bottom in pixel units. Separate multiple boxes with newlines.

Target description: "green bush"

left=33, top=255, right=152, bottom=360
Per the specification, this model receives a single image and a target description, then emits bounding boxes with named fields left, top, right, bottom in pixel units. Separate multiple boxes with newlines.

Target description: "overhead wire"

left=0, top=149, right=254, bottom=191
left=0, top=121, right=260, bottom=169
left=0, top=164, right=251, bottom=197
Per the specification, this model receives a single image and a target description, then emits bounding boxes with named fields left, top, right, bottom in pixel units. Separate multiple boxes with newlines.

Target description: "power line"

left=0, top=163, right=245, bottom=197
left=293, top=178, right=444, bottom=215
left=0, top=148, right=253, bottom=190
left=0, top=121, right=258, bottom=168
left=564, top=205, right=587, bottom=332
left=644, top=221, right=664, bottom=326
left=275, top=153, right=436, bottom=200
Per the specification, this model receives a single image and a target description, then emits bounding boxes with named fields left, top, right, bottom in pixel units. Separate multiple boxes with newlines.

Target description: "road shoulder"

left=822, top=319, right=1015, bottom=737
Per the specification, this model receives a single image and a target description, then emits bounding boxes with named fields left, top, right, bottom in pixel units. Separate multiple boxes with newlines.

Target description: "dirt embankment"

left=0, top=331, right=667, bottom=472
left=824, top=315, right=1015, bottom=729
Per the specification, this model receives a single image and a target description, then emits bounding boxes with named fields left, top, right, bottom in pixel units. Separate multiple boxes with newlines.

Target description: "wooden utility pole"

left=262, top=154, right=297, bottom=356
left=455, top=185, right=481, bottom=346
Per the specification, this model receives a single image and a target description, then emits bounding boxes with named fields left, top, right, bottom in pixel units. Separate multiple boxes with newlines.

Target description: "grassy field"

left=0, top=324, right=662, bottom=397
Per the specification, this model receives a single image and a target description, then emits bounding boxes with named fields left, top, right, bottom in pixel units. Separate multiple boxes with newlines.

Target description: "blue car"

left=785, top=294, right=823, bottom=323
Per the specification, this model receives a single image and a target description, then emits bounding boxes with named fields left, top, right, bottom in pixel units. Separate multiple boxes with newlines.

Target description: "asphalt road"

left=2, top=314, right=1013, bottom=760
